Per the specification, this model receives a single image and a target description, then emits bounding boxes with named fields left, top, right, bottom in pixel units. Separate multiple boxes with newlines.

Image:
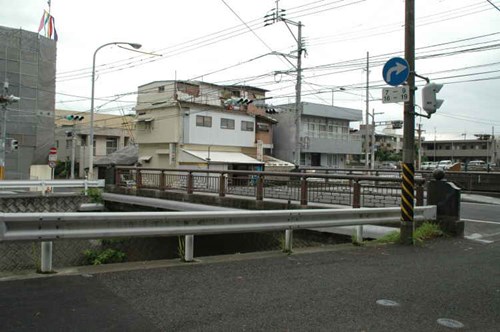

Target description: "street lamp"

left=88, top=42, right=141, bottom=179
left=331, top=87, right=345, bottom=106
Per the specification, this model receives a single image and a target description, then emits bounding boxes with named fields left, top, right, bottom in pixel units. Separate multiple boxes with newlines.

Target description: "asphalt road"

left=1, top=238, right=499, bottom=331
left=462, top=202, right=500, bottom=223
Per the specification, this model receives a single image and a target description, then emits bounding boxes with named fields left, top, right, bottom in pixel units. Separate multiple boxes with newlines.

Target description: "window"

left=106, top=137, right=118, bottom=155
left=221, top=118, right=235, bottom=130
left=158, top=86, right=165, bottom=92
left=256, top=123, right=269, bottom=132
left=196, top=115, right=212, bottom=127
left=241, top=121, right=254, bottom=131
left=80, top=135, right=87, bottom=147
left=65, top=140, right=72, bottom=149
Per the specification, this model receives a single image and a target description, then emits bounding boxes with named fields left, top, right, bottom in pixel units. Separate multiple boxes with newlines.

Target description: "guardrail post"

left=136, top=169, right=142, bottom=189
left=40, top=241, right=53, bottom=273
left=187, top=172, right=194, bottom=194
left=284, top=229, right=293, bottom=253
left=219, top=173, right=226, bottom=197
left=184, top=235, right=194, bottom=262
left=416, top=181, right=424, bottom=206
left=300, top=176, right=308, bottom=206
left=352, top=180, right=361, bottom=208
left=84, top=178, right=89, bottom=196
left=256, top=174, right=264, bottom=201
left=159, top=170, right=166, bottom=190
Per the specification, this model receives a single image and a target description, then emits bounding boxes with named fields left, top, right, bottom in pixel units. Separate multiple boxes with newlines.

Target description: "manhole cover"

left=376, top=299, right=400, bottom=307
left=437, top=318, right=464, bottom=329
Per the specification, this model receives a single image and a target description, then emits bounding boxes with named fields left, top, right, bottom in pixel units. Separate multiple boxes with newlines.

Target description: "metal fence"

left=115, top=167, right=426, bottom=208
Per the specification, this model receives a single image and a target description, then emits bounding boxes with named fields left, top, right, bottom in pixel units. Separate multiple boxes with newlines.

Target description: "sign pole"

left=401, top=0, right=416, bottom=245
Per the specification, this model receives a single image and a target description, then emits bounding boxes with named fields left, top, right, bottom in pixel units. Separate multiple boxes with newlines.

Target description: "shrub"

left=83, top=248, right=126, bottom=265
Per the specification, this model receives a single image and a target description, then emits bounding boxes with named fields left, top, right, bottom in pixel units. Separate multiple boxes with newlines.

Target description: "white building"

left=135, top=80, right=268, bottom=171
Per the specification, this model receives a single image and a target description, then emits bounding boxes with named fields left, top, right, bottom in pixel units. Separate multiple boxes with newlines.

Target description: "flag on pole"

left=37, top=10, right=58, bottom=41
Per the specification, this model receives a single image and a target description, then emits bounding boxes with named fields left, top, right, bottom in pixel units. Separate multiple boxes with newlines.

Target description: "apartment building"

left=421, top=136, right=498, bottom=164
left=135, top=80, right=275, bottom=171
left=272, top=102, right=362, bottom=167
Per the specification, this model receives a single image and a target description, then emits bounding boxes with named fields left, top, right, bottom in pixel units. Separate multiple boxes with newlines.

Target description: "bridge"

left=0, top=166, right=480, bottom=275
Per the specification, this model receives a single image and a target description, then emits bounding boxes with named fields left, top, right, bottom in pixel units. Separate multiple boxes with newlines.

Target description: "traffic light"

left=421, top=83, right=444, bottom=116
left=391, top=120, right=403, bottom=129
left=66, top=115, right=84, bottom=121
left=223, top=98, right=253, bottom=110
left=10, top=139, right=18, bottom=150
left=265, top=108, right=277, bottom=114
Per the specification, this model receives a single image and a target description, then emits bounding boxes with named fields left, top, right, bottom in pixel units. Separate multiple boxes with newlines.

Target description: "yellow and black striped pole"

left=400, top=163, right=414, bottom=243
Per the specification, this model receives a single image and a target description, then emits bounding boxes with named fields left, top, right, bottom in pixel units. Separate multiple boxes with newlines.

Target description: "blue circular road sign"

left=382, top=57, right=409, bottom=86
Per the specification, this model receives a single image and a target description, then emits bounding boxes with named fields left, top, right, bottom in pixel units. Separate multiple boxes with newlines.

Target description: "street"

left=0, top=238, right=498, bottom=331
left=462, top=202, right=500, bottom=243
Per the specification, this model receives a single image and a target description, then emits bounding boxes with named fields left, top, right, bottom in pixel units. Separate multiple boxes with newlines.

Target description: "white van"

left=437, top=160, right=453, bottom=170
left=467, top=160, right=486, bottom=170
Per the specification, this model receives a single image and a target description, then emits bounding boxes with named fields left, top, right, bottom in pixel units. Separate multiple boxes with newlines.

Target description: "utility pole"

left=365, top=52, right=370, bottom=169
left=416, top=123, right=425, bottom=170
left=295, top=22, right=303, bottom=166
left=434, top=127, right=437, bottom=161
left=401, top=0, right=416, bottom=244
left=264, top=4, right=304, bottom=166
left=71, top=125, right=76, bottom=179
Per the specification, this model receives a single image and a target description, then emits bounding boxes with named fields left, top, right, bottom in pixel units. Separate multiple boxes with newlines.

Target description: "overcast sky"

left=2, top=0, right=500, bottom=140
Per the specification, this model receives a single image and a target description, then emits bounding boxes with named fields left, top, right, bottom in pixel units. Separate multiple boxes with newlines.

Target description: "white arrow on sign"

left=385, top=62, right=407, bottom=83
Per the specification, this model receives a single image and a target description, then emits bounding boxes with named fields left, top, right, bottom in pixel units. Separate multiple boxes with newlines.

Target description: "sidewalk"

left=1, top=238, right=498, bottom=331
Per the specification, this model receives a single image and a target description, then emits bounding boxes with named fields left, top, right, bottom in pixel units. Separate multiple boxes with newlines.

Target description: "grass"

left=177, top=236, right=185, bottom=261
left=374, top=222, right=443, bottom=245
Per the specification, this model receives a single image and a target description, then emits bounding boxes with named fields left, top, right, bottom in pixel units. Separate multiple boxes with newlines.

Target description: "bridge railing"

left=0, top=179, right=105, bottom=196
left=114, top=167, right=425, bottom=208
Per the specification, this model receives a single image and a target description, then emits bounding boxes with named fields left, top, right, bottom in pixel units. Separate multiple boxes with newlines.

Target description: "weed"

left=375, top=231, right=401, bottom=244
left=177, top=236, right=185, bottom=261
left=374, top=222, right=443, bottom=245
left=413, top=222, right=443, bottom=245
left=85, top=188, right=103, bottom=203
left=83, top=248, right=126, bottom=265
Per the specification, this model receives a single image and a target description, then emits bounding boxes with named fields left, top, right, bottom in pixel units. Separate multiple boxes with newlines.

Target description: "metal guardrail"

left=0, top=206, right=436, bottom=269
left=0, top=179, right=105, bottom=195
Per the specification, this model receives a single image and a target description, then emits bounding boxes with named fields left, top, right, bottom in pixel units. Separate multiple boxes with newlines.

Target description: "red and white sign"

left=48, top=147, right=57, bottom=162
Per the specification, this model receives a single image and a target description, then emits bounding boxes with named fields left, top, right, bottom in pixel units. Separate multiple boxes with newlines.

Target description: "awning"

left=181, top=149, right=264, bottom=164
left=134, top=117, right=154, bottom=122
left=138, top=155, right=152, bottom=162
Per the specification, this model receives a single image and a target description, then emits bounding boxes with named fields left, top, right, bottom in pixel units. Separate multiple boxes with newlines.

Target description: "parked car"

left=437, top=160, right=453, bottom=170
left=467, top=160, right=487, bottom=170
left=420, top=161, right=437, bottom=170
left=378, top=162, right=398, bottom=170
